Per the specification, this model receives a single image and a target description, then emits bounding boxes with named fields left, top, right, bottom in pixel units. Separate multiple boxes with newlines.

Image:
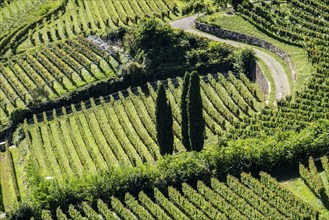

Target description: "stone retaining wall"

left=195, top=21, right=296, bottom=81
left=255, top=63, right=270, bottom=95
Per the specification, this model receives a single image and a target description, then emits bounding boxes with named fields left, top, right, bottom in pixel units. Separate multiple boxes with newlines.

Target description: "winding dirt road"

left=170, top=14, right=291, bottom=100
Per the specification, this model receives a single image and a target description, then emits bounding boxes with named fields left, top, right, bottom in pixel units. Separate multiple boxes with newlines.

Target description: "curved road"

left=170, top=14, right=290, bottom=100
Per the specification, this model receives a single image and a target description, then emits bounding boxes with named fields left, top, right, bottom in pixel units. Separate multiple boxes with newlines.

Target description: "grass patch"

left=200, top=11, right=314, bottom=94
left=0, top=152, right=18, bottom=212
left=281, top=173, right=329, bottom=219
left=271, top=159, right=329, bottom=219
left=174, top=0, right=187, bottom=9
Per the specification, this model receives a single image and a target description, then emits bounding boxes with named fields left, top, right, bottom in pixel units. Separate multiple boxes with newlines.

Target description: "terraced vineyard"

left=232, top=0, right=329, bottom=138
left=1, top=0, right=328, bottom=218
left=0, top=36, right=120, bottom=126
left=0, top=151, right=19, bottom=212
left=238, top=0, right=329, bottom=47
left=0, top=0, right=66, bottom=56
left=39, top=171, right=319, bottom=219
left=27, top=0, right=177, bottom=47
left=20, top=73, right=263, bottom=180
left=299, top=156, right=329, bottom=208
left=0, top=0, right=48, bottom=37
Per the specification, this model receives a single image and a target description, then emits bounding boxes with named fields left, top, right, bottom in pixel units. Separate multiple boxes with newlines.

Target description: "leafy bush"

left=22, top=120, right=329, bottom=213
left=124, top=19, right=256, bottom=81
left=233, top=48, right=256, bottom=80
left=125, top=18, right=191, bottom=80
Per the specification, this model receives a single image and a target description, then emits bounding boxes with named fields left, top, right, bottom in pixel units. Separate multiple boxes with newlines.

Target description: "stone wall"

left=195, top=21, right=296, bottom=81
left=255, top=63, right=270, bottom=95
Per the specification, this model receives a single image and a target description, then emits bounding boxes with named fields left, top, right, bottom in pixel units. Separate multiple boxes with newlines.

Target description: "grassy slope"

left=201, top=11, right=328, bottom=216
left=19, top=0, right=186, bottom=52
left=0, top=152, right=18, bottom=212
left=2, top=0, right=62, bottom=53
left=2, top=1, right=322, bottom=215
left=281, top=172, right=329, bottom=220
left=200, top=11, right=314, bottom=95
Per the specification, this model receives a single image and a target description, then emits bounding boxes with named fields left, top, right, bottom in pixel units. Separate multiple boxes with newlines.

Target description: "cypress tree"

left=187, top=71, right=205, bottom=152
left=166, top=103, right=174, bottom=154
left=180, top=72, right=191, bottom=151
left=156, top=84, right=174, bottom=155
left=232, top=0, right=244, bottom=10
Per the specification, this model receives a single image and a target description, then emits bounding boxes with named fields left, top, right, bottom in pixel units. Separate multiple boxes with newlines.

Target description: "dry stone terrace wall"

left=255, top=63, right=270, bottom=95
left=195, top=21, right=296, bottom=81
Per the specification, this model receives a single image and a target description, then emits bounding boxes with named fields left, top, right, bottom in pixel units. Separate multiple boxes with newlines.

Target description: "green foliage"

left=125, top=18, right=190, bottom=80
left=36, top=3, right=54, bottom=17
left=187, top=71, right=205, bottom=152
left=299, top=157, right=329, bottom=209
left=233, top=48, right=256, bottom=80
left=9, top=108, right=30, bottom=127
left=182, top=0, right=206, bottom=15
left=12, top=127, right=25, bottom=146
left=259, top=171, right=317, bottom=217
left=124, top=19, right=250, bottom=81
left=19, top=72, right=263, bottom=184
left=181, top=0, right=221, bottom=15
left=0, top=36, right=121, bottom=127
left=232, top=0, right=244, bottom=10
left=20, top=119, right=329, bottom=213
left=6, top=203, right=36, bottom=220
left=181, top=72, right=191, bottom=151
left=156, top=84, right=174, bottom=155
left=125, top=61, right=146, bottom=86
left=29, top=87, right=50, bottom=106
left=181, top=71, right=207, bottom=152
left=20, top=171, right=319, bottom=219
left=186, top=41, right=235, bottom=73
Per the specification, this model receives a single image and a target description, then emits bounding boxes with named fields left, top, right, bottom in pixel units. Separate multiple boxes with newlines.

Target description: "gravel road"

left=170, top=14, right=291, bottom=100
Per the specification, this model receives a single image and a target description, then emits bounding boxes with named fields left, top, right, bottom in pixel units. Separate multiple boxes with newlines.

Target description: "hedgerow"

left=19, top=119, right=329, bottom=212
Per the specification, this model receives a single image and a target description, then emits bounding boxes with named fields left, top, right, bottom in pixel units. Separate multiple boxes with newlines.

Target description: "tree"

left=231, top=0, right=244, bottom=11
left=124, top=18, right=190, bottom=80
left=234, top=48, right=256, bottom=80
left=156, top=84, right=174, bottom=155
left=124, top=61, right=145, bottom=86
left=214, top=0, right=229, bottom=9
left=181, top=72, right=191, bottom=151
left=29, top=86, right=49, bottom=106
left=187, top=71, right=205, bottom=152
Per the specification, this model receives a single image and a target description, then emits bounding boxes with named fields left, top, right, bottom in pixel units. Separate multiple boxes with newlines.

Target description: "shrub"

left=156, top=84, right=174, bottom=155
left=187, top=71, right=205, bottom=152
left=22, top=120, right=329, bottom=213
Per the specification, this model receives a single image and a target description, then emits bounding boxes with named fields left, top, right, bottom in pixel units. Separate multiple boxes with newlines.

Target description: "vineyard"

left=0, top=0, right=329, bottom=218
left=19, top=73, right=263, bottom=181
left=0, top=0, right=178, bottom=56
left=0, top=36, right=120, bottom=126
left=36, top=156, right=329, bottom=219
left=22, top=0, right=178, bottom=50
left=0, top=0, right=50, bottom=38
left=39, top=171, right=320, bottom=219
left=225, top=0, right=329, bottom=138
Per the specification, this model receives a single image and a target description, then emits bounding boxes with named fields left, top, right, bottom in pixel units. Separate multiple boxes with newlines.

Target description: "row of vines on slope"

left=29, top=0, right=178, bottom=47
left=0, top=36, right=120, bottom=127
left=20, top=73, right=263, bottom=182
left=38, top=171, right=318, bottom=219
left=234, top=0, right=329, bottom=138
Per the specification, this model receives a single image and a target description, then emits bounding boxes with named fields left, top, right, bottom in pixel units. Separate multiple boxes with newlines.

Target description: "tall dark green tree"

left=156, top=84, right=174, bottom=155
left=187, top=71, right=205, bottom=152
left=181, top=72, right=191, bottom=151
left=231, top=0, right=244, bottom=11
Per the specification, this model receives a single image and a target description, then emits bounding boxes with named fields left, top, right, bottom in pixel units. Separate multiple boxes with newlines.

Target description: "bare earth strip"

left=170, top=14, right=291, bottom=100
